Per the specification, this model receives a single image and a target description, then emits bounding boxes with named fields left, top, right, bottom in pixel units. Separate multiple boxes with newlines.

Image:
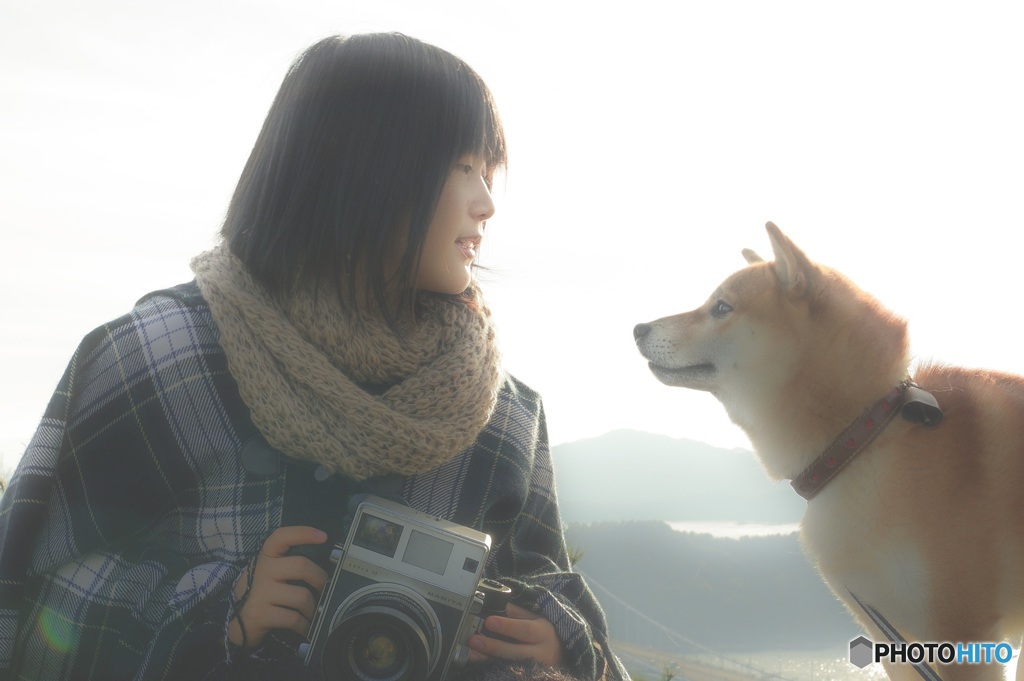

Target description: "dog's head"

left=634, top=222, right=813, bottom=393
left=635, top=221, right=911, bottom=476
left=634, top=222, right=908, bottom=423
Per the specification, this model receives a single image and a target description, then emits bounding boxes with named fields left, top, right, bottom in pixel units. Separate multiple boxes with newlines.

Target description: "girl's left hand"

left=466, top=603, right=566, bottom=668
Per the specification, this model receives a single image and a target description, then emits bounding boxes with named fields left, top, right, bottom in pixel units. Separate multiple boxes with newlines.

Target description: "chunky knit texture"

left=191, top=243, right=503, bottom=479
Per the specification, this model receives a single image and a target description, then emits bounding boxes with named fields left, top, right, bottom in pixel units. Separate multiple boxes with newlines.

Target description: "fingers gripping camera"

left=299, top=495, right=513, bottom=681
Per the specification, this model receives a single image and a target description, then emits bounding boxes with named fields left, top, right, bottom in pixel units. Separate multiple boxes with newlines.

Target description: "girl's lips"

left=456, top=236, right=481, bottom=260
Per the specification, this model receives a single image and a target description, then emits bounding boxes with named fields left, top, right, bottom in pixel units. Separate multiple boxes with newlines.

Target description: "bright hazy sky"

left=2, top=0, right=1023, bottom=473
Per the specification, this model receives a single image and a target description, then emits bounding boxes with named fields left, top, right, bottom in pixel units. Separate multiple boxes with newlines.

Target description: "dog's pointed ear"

left=742, top=248, right=764, bottom=264
left=766, top=221, right=812, bottom=298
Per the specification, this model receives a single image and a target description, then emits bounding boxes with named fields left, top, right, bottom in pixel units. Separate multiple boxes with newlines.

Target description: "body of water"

left=742, top=648, right=1018, bottom=681
left=623, top=647, right=1018, bottom=681
left=668, top=520, right=800, bottom=539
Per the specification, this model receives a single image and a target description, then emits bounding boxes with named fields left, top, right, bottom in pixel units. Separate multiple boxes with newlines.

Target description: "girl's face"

left=414, top=155, right=496, bottom=294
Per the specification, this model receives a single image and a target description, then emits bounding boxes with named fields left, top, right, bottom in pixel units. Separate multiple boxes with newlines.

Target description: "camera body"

left=299, top=495, right=511, bottom=681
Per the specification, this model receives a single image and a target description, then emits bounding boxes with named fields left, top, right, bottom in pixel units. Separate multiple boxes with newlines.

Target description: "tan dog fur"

left=634, top=222, right=1024, bottom=680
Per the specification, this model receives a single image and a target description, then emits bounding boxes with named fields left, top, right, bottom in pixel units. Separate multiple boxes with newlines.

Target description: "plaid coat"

left=0, top=282, right=626, bottom=681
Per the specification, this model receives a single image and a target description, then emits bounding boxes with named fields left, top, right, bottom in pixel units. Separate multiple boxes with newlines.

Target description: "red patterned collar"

left=791, top=379, right=942, bottom=500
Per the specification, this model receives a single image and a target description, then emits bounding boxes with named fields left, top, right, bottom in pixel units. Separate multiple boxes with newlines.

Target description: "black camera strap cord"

left=847, top=588, right=943, bottom=681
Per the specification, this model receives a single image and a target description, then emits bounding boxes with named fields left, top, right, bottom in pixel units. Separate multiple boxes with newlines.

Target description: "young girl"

left=0, top=33, right=627, bottom=681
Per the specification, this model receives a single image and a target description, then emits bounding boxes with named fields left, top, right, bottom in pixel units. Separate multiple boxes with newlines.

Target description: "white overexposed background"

left=3, top=0, right=1023, bottom=471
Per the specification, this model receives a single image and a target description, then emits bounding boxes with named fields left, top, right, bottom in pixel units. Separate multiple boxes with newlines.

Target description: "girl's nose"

left=473, top=176, right=496, bottom=221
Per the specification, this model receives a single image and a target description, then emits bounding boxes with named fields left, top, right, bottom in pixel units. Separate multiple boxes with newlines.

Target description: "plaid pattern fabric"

left=0, top=282, right=627, bottom=681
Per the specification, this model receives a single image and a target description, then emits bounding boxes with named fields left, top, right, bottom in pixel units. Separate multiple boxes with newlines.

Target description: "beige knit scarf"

left=191, top=243, right=502, bottom=480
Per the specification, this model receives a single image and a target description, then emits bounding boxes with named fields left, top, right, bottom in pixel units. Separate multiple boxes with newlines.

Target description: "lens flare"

left=36, top=606, right=77, bottom=654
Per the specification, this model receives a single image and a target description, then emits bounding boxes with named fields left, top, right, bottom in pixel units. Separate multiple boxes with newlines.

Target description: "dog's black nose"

left=633, top=323, right=651, bottom=340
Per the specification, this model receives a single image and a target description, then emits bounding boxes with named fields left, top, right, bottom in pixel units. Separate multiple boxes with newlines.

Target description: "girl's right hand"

left=229, top=525, right=330, bottom=650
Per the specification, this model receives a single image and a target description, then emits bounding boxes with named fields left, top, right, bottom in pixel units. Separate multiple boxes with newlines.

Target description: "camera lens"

left=340, top=609, right=424, bottom=681
left=322, top=587, right=441, bottom=681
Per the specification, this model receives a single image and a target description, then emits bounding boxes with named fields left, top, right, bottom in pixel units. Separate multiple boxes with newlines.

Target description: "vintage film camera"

left=299, top=494, right=512, bottom=681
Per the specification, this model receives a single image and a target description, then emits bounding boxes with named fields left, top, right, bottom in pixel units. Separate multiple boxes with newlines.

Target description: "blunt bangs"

left=220, top=33, right=506, bottom=325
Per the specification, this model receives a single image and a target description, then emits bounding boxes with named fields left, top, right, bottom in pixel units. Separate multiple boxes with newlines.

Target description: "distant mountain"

left=551, top=429, right=806, bottom=525
left=549, top=431, right=863, bottom=657
left=565, top=521, right=859, bottom=653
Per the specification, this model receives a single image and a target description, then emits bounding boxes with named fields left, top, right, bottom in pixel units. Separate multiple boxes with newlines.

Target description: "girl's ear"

left=765, top=221, right=813, bottom=299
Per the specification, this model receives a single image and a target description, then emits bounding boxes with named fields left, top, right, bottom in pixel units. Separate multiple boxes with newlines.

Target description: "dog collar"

left=790, top=379, right=943, bottom=500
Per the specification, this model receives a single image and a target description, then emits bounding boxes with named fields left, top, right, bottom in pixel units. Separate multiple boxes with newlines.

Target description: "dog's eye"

left=711, top=301, right=733, bottom=318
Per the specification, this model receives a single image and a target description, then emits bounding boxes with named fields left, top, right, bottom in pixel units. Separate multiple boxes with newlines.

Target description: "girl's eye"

left=711, top=300, right=733, bottom=318
left=456, top=163, right=474, bottom=174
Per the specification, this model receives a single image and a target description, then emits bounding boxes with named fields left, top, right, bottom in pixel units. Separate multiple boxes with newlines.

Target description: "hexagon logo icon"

left=849, top=636, right=873, bottom=668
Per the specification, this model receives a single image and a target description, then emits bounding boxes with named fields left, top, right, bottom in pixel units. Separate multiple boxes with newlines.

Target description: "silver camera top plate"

left=343, top=496, right=491, bottom=598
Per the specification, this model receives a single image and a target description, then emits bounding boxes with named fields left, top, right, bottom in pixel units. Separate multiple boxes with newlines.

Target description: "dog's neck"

left=789, top=379, right=916, bottom=499
left=734, top=377, right=909, bottom=482
left=728, top=333, right=912, bottom=483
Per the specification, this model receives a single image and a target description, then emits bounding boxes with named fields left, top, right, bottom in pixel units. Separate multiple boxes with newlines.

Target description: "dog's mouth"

left=648, top=361, right=717, bottom=387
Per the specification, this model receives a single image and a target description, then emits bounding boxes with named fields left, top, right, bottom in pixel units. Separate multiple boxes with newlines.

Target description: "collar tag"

left=901, top=385, right=943, bottom=426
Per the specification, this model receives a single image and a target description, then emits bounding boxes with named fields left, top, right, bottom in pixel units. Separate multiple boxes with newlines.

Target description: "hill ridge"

left=551, top=429, right=805, bottom=524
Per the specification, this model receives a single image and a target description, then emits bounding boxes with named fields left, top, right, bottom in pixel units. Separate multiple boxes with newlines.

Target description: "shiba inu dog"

left=634, top=222, right=1024, bottom=680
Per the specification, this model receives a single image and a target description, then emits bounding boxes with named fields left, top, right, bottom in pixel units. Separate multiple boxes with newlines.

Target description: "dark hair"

left=221, top=33, right=506, bottom=324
